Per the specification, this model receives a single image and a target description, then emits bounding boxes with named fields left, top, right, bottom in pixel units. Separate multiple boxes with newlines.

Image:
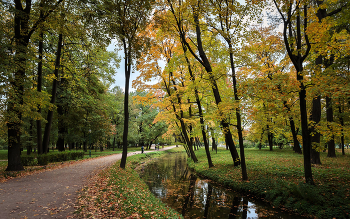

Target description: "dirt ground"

left=0, top=147, right=175, bottom=219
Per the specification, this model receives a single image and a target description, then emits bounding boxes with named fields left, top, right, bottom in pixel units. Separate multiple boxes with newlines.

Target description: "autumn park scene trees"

left=0, top=0, right=350, bottom=218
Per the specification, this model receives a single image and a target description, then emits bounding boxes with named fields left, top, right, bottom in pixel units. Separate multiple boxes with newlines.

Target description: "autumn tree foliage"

left=1, top=0, right=349, bottom=187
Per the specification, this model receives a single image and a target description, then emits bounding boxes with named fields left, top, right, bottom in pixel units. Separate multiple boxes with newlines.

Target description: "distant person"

left=141, top=145, right=144, bottom=153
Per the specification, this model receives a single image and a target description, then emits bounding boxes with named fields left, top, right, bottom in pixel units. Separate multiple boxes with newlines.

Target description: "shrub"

left=37, top=154, right=49, bottom=165
left=21, top=155, right=37, bottom=166
left=43, top=151, right=84, bottom=164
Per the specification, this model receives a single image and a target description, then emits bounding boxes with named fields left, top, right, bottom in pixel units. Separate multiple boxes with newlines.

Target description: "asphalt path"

left=0, top=146, right=176, bottom=219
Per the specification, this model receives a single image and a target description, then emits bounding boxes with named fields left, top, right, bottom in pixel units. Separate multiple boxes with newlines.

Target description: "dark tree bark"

left=6, top=0, right=33, bottom=171
left=338, top=104, right=345, bottom=155
left=188, top=104, right=195, bottom=151
left=273, top=1, right=314, bottom=184
left=42, top=33, right=63, bottom=153
left=326, top=96, right=336, bottom=157
left=120, top=40, right=131, bottom=169
left=6, top=0, right=64, bottom=171
left=211, top=132, right=217, bottom=153
left=229, top=46, right=247, bottom=179
left=160, top=56, right=197, bottom=161
left=192, top=11, right=240, bottom=166
left=310, top=96, right=321, bottom=164
left=312, top=0, right=347, bottom=160
left=36, top=7, right=44, bottom=155
left=179, top=131, right=191, bottom=158
left=56, top=77, right=66, bottom=152
left=27, top=120, right=34, bottom=155
left=168, top=0, right=240, bottom=166
left=267, top=124, right=273, bottom=151
left=182, top=49, right=213, bottom=167
left=290, top=117, right=301, bottom=154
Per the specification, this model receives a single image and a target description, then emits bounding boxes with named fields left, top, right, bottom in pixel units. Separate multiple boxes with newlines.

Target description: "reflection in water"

left=140, top=153, right=305, bottom=219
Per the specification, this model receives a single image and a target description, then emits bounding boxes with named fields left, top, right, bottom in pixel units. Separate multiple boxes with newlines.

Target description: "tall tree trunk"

left=310, top=96, right=321, bottom=164
left=299, top=80, right=314, bottom=184
left=120, top=42, right=131, bottom=169
left=36, top=14, right=44, bottom=155
left=164, top=68, right=197, bottom=162
left=42, top=33, right=63, bottom=153
left=56, top=77, right=66, bottom=152
left=211, top=129, right=217, bottom=153
left=193, top=10, right=240, bottom=166
left=6, top=1, right=32, bottom=171
left=178, top=129, right=191, bottom=158
left=267, top=124, right=273, bottom=151
left=338, top=104, right=345, bottom=155
left=27, top=120, right=34, bottom=155
left=290, top=118, right=301, bottom=154
left=274, top=1, right=314, bottom=184
left=229, top=48, right=247, bottom=179
left=326, top=96, right=336, bottom=157
left=169, top=2, right=240, bottom=165
left=183, top=52, right=213, bottom=167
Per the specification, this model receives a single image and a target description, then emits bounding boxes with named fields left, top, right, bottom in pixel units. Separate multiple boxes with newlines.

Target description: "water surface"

left=140, top=153, right=305, bottom=219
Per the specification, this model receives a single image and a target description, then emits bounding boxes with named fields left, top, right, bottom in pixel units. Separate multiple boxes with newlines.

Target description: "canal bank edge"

left=186, top=149, right=349, bottom=219
left=74, top=147, right=184, bottom=219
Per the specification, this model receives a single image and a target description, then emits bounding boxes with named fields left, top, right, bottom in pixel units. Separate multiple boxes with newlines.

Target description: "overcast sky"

left=107, top=41, right=140, bottom=92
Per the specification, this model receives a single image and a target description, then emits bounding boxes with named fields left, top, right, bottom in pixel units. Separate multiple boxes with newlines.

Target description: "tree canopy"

left=0, top=0, right=349, bottom=184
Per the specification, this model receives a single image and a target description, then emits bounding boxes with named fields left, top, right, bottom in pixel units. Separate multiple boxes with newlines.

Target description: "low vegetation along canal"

left=139, top=152, right=306, bottom=219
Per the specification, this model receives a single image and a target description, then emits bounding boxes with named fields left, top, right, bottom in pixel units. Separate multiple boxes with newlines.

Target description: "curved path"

left=0, top=146, right=176, bottom=219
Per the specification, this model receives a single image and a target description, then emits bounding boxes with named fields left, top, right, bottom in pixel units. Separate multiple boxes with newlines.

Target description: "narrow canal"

left=139, top=152, right=306, bottom=219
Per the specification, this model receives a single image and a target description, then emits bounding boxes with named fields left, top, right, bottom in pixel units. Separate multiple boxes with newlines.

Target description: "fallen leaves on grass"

left=74, top=154, right=182, bottom=219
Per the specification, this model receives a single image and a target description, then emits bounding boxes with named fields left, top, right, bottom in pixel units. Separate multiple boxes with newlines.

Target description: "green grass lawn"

left=188, top=147, right=350, bottom=219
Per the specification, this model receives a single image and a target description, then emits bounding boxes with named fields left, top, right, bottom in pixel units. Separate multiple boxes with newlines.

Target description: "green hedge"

left=21, top=151, right=85, bottom=166
left=21, top=155, right=36, bottom=166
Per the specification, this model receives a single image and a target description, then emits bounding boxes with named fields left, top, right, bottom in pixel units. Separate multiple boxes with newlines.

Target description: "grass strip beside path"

left=188, top=147, right=350, bottom=219
left=75, top=149, right=183, bottom=219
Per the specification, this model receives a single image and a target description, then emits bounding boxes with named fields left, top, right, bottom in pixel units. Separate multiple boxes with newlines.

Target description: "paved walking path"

left=0, top=146, right=176, bottom=219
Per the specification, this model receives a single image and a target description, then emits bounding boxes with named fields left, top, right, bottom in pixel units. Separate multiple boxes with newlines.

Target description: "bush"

left=20, top=151, right=85, bottom=166
left=243, top=142, right=255, bottom=148
left=37, top=154, right=49, bottom=165
left=21, top=155, right=37, bottom=166
left=42, top=151, right=84, bottom=164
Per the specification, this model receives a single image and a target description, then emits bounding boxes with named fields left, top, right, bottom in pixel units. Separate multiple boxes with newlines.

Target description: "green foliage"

left=243, top=141, right=255, bottom=148
left=20, top=155, right=37, bottom=166
left=37, top=154, right=49, bottom=165
left=21, top=151, right=85, bottom=166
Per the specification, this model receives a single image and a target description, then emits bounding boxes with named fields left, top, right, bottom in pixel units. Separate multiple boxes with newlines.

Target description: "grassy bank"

left=187, top=147, right=350, bottom=219
left=75, top=148, right=183, bottom=219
